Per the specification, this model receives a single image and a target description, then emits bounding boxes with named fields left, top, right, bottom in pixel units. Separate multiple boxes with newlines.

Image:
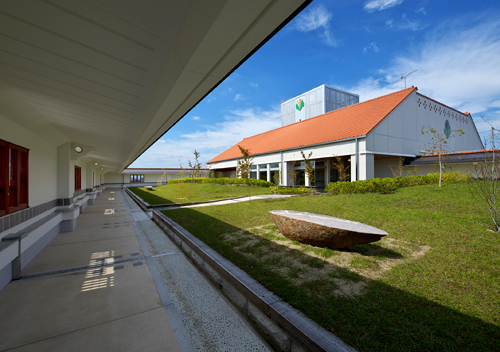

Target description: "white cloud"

left=364, top=0, right=404, bottom=12
left=234, top=93, right=243, bottom=101
left=363, top=42, right=380, bottom=53
left=386, top=19, right=394, bottom=27
left=250, top=83, right=259, bottom=88
left=400, top=13, right=425, bottom=31
left=192, top=116, right=200, bottom=121
left=130, top=108, right=281, bottom=168
left=294, top=5, right=337, bottom=47
left=345, top=15, right=500, bottom=136
left=415, top=7, right=426, bottom=15
left=295, top=5, right=331, bottom=32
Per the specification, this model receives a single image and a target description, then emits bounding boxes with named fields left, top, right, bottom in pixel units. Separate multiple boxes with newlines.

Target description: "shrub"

left=325, top=178, right=397, bottom=195
left=325, top=172, right=468, bottom=196
left=168, top=177, right=273, bottom=188
left=270, top=186, right=311, bottom=194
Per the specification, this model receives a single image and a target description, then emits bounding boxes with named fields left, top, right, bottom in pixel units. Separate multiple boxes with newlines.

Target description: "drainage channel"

left=19, top=255, right=146, bottom=281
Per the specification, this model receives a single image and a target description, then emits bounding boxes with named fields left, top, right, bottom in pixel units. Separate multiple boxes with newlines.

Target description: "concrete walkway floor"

left=0, top=190, right=271, bottom=352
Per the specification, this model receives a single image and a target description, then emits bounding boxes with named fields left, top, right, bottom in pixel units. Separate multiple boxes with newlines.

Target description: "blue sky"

left=130, top=0, right=500, bottom=168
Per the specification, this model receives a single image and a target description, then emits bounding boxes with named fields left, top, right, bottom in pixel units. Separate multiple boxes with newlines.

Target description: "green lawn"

left=161, top=181, right=499, bottom=352
left=129, top=183, right=273, bottom=205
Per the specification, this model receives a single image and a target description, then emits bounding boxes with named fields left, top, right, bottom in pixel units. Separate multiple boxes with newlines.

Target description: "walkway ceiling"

left=0, top=0, right=309, bottom=172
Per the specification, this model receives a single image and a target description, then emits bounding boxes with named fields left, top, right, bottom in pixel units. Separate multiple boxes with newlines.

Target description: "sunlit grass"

left=129, top=183, right=273, bottom=205
left=160, top=181, right=499, bottom=351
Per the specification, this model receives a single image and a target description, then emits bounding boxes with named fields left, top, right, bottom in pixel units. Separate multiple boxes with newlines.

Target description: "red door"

left=1, top=141, right=29, bottom=216
left=20, top=151, right=28, bottom=205
left=0, top=141, right=7, bottom=216
left=75, top=166, right=82, bottom=191
left=9, top=148, right=18, bottom=209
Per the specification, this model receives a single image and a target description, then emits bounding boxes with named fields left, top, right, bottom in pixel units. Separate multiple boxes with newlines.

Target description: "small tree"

left=157, top=168, right=167, bottom=187
left=187, top=150, right=202, bottom=198
left=272, top=170, right=281, bottom=186
left=421, top=124, right=464, bottom=187
left=389, top=157, right=417, bottom=178
left=331, top=155, right=350, bottom=182
left=288, top=162, right=299, bottom=189
left=237, top=145, right=254, bottom=202
left=468, top=118, right=500, bottom=232
left=176, top=161, right=186, bottom=199
left=301, top=151, right=314, bottom=192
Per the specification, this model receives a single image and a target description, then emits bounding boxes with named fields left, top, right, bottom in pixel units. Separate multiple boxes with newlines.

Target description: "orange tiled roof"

left=208, top=87, right=416, bottom=163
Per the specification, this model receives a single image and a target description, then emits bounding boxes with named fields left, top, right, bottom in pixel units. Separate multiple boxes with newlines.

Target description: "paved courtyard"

left=0, top=190, right=270, bottom=352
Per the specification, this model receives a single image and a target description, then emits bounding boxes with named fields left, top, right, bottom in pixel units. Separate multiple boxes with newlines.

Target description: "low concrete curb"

left=152, top=210, right=357, bottom=352
left=125, top=188, right=150, bottom=211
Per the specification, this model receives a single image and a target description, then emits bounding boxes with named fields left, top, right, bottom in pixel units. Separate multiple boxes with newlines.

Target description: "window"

left=75, top=166, right=82, bottom=191
left=130, top=175, right=144, bottom=183
left=1, top=140, right=29, bottom=217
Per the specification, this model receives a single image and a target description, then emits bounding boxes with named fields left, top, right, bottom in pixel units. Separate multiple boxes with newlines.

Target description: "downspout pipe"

left=355, top=138, right=358, bottom=181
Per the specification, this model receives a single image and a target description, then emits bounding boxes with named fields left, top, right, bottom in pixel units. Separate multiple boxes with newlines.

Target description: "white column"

left=305, top=172, right=310, bottom=187
left=256, top=165, right=260, bottom=180
left=326, top=159, right=331, bottom=185
left=282, top=162, right=288, bottom=186
left=350, top=155, right=357, bottom=182
left=359, top=154, right=375, bottom=180
left=57, top=142, right=72, bottom=199
left=85, top=162, right=94, bottom=190
left=266, top=164, right=271, bottom=182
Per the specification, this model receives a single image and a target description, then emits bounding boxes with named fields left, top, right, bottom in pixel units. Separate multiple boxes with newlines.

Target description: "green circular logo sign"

left=296, top=98, right=304, bottom=111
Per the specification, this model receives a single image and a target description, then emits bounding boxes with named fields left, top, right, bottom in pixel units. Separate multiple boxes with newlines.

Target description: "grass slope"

left=162, top=181, right=499, bottom=351
left=129, top=183, right=273, bottom=205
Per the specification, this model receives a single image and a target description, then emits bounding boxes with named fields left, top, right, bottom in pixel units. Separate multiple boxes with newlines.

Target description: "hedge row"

left=325, top=171, right=469, bottom=195
left=270, top=186, right=311, bottom=194
left=168, top=177, right=273, bottom=188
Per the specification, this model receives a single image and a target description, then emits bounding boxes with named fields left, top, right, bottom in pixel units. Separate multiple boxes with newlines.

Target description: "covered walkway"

left=0, top=190, right=269, bottom=351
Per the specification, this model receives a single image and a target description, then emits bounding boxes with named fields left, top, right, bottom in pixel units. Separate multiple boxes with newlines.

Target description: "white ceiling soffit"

left=0, top=0, right=310, bottom=172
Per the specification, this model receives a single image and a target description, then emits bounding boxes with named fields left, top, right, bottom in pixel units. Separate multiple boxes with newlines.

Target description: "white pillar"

left=266, top=164, right=271, bottom=182
left=282, top=162, right=288, bottom=186
left=359, top=154, right=375, bottom=180
left=85, top=162, right=94, bottom=190
left=326, top=159, right=331, bottom=185
left=350, top=155, right=357, bottom=182
left=305, top=172, right=310, bottom=187
left=57, top=142, right=72, bottom=199
left=256, top=165, right=260, bottom=180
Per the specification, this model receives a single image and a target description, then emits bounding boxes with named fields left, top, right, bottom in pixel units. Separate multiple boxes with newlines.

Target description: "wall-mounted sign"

left=296, top=98, right=304, bottom=111
left=444, top=120, right=451, bottom=139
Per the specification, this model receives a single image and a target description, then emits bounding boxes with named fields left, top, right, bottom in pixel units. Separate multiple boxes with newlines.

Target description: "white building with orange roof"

left=207, top=86, right=484, bottom=187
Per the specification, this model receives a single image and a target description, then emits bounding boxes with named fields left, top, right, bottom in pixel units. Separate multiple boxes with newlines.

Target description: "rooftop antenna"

left=401, top=70, right=417, bottom=88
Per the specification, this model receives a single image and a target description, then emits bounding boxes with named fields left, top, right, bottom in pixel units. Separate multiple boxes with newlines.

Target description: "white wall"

left=104, top=172, right=125, bottom=183
left=369, top=91, right=484, bottom=156
left=0, top=113, right=58, bottom=206
left=374, top=156, right=401, bottom=178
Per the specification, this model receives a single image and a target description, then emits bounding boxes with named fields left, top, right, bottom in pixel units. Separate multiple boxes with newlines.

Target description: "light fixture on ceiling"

left=94, top=162, right=98, bottom=166
left=74, top=146, right=83, bottom=153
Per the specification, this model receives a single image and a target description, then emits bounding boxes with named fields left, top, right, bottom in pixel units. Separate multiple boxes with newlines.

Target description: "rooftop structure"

left=281, top=84, right=359, bottom=126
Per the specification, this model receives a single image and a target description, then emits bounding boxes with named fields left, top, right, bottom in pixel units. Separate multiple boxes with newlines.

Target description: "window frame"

left=1, top=139, right=29, bottom=217
left=130, top=174, right=144, bottom=183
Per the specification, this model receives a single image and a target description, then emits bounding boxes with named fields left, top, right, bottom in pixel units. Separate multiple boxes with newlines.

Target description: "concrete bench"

left=0, top=240, right=19, bottom=289
left=1, top=212, right=60, bottom=281
left=145, top=186, right=153, bottom=190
